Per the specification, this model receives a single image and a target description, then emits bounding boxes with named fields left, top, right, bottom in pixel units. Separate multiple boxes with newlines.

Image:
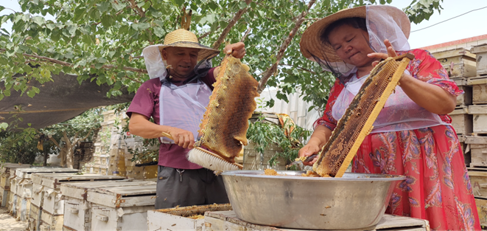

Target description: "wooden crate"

left=475, top=197, right=487, bottom=227
left=87, top=184, right=156, bottom=231
left=147, top=204, right=232, bottom=231
left=467, top=136, right=487, bottom=168
left=459, top=135, right=471, bottom=167
left=449, top=107, right=473, bottom=135
left=203, top=210, right=430, bottom=231
left=471, top=44, right=487, bottom=76
left=455, top=78, right=473, bottom=107
left=468, top=77, right=487, bottom=105
left=431, top=48, right=477, bottom=78
left=469, top=169, right=487, bottom=198
left=61, top=180, right=155, bottom=231
left=469, top=105, right=487, bottom=134
left=28, top=204, right=41, bottom=231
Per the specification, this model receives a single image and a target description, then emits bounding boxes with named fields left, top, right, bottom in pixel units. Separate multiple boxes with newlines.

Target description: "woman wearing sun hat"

left=298, top=5, right=480, bottom=230
left=126, top=27, right=245, bottom=209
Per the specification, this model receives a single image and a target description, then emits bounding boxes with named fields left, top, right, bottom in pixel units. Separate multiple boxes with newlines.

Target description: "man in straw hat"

left=298, top=5, right=480, bottom=230
left=126, top=27, right=245, bottom=209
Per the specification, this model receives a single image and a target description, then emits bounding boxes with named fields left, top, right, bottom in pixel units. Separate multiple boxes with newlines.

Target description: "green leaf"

left=32, top=16, right=45, bottom=25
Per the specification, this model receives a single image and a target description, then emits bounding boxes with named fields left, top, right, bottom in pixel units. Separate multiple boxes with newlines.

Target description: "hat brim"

left=300, top=6, right=410, bottom=63
left=145, top=41, right=220, bottom=61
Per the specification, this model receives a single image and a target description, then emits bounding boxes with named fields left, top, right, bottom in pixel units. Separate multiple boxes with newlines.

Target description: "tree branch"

left=127, top=0, right=145, bottom=18
left=279, top=64, right=317, bottom=74
left=257, top=0, right=316, bottom=93
left=1, top=49, right=147, bottom=75
left=212, top=4, right=249, bottom=49
left=197, top=26, right=221, bottom=40
left=49, top=137, right=61, bottom=149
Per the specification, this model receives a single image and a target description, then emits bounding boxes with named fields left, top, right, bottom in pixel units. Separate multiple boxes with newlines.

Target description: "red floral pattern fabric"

left=315, top=49, right=480, bottom=230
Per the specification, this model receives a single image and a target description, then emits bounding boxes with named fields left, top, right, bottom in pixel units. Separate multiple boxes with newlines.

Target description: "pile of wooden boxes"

left=433, top=44, right=487, bottom=227
left=0, top=164, right=30, bottom=208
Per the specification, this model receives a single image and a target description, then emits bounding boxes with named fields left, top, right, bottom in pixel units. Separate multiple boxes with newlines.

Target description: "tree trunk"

left=43, top=148, right=48, bottom=166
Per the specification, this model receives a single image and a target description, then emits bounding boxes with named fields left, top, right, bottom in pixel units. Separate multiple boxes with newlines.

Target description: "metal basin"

left=221, top=170, right=405, bottom=230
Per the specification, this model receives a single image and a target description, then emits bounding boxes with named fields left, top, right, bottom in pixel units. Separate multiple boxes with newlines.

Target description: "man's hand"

left=167, top=127, right=195, bottom=149
left=298, top=143, right=321, bottom=166
left=223, top=42, right=246, bottom=59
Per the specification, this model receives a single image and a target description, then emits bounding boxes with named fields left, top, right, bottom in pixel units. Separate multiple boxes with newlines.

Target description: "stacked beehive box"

left=432, top=48, right=476, bottom=165
left=81, top=110, right=159, bottom=180
left=0, top=163, right=30, bottom=208
left=29, top=173, right=125, bottom=230
left=461, top=43, right=487, bottom=227
left=9, top=167, right=79, bottom=223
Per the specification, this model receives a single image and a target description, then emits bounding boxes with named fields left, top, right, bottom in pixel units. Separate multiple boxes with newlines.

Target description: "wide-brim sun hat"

left=144, top=29, right=220, bottom=62
left=300, top=5, right=410, bottom=63
left=143, top=29, right=220, bottom=79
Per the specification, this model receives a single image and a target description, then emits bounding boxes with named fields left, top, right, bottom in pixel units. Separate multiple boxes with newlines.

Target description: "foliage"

left=246, top=113, right=312, bottom=168
left=0, top=0, right=443, bottom=114
left=0, top=108, right=102, bottom=165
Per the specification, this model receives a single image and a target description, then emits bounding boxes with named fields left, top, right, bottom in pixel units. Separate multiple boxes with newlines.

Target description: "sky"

left=1, top=0, right=487, bottom=49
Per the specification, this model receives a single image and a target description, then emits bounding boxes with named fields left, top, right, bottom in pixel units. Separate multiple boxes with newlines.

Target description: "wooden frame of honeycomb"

left=313, top=53, right=415, bottom=177
left=196, top=55, right=260, bottom=162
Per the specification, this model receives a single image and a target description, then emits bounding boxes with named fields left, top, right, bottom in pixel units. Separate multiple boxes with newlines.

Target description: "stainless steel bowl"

left=221, top=170, right=405, bottom=230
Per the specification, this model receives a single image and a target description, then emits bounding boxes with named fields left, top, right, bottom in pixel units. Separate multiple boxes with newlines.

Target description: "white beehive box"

left=203, top=211, right=430, bottom=231
left=431, top=48, right=477, bottom=78
left=468, top=105, right=487, bottom=134
left=61, top=180, right=156, bottom=231
left=449, top=107, right=473, bottom=135
left=471, top=44, right=487, bottom=76
left=469, top=169, right=487, bottom=198
left=466, top=136, right=487, bottom=167
left=454, top=78, right=472, bottom=107
left=467, top=77, right=487, bottom=105
left=0, top=163, right=30, bottom=207
left=12, top=168, right=79, bottom=222
left=30, top=173, right=125, bottom=231
left=147, top=204, right=232, bottom=231
left=87, top=184, right=156, bottom=231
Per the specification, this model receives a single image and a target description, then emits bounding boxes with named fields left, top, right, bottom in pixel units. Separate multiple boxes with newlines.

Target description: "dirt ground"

left=0, top=207, right=28, bottom=231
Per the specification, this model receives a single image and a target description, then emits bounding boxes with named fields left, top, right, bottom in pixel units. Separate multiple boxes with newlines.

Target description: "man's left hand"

left=223, top=42, right=246, bottom=59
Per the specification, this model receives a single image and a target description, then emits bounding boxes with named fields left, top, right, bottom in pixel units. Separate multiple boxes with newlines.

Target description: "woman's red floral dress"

left=315, top=49, right=481, bottom=230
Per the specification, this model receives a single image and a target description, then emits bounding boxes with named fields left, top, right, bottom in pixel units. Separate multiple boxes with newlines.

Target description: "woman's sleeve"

left=407, top=49, right=463, bottom=97
left=313, top=79, right=343, bottom=131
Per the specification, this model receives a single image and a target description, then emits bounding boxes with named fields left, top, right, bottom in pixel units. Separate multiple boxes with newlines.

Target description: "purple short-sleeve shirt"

left=126, top=68, right=216, bottom=169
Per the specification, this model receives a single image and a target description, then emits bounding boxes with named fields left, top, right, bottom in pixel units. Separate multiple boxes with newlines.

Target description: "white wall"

left=257, top=88, right=321, bottom=131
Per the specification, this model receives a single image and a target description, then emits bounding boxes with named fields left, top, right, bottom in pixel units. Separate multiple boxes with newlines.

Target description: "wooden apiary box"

left=475, top=197, right=487, bottom=227
left=431, top=48, right=477, bottom=78
left=61, top=180, right=156, bottom=231
left=458, top=135, right=471, bottom=167
left=31, top=173, right=125, bottom=214
left=467, top=76, right=487, bottom=105
left=449, top=107, right=473, bottom=135
left=28, top=204, right=41, bottom=231
left=466, top=136, right=487, bottom=167
left=468, top=105, right=487, bottom=134
left=87, top=184, right=156, bottom=231
left=147, top=203, right=232, bottom=231
left=1, top=164, right=31, bottom=207
left=13, top=168, right=79, bottom=222
left=471, top=44, right=487, bottom=76
left=468, top=169, right=487, bottom=198
left=203, top=211, right=430, bottom=231
left=454, top=78, right=473, bottom=107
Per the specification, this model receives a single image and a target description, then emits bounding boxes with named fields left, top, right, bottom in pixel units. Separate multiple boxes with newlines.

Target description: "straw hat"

left=144, top=29, right=220, bottom=62
left=300, top=5, right=410, bottom=63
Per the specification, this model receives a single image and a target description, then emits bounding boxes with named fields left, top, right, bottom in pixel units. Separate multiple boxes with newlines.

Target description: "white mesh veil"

left=314, top=5, right=410, bottom=79
left=142, top=45, right=214, bottom=82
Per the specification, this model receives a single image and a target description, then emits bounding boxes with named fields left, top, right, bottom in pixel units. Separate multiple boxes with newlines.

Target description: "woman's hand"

left=367, top=39, right=397, bottom=67
left=223, top=42, right=246, bottom=59
left=167, top=127, right=195, bottom=149
left=298, top=143, right=321, bottom=166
